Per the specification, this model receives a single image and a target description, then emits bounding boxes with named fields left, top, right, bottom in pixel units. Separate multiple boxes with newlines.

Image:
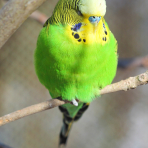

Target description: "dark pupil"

left=77, top=10, right=82, bottom=16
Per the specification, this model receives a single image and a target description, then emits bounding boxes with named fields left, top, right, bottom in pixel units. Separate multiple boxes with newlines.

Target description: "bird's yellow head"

left=78, top=0, right=106, bottom=17
left=45, top=0, right=108, bottom=44
left=74, top=0, right=108, bottom=44
left=47, top=0, right=107, bottom=25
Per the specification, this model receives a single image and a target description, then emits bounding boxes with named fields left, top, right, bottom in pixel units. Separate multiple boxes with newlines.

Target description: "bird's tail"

left=58, top=103, right=89, bottom=147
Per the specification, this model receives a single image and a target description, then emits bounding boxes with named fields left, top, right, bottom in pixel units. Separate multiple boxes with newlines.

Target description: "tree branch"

left=99, top=70, right=148, bottom=95
left=0, top=71, right=148, bottom=126
left=0, top=99, right=70, bottom=126
left=118, top=55, right=148, bottom=69
left=30, top=10, right=48, bottom=25
left=0, top=0, right=47, bottom=49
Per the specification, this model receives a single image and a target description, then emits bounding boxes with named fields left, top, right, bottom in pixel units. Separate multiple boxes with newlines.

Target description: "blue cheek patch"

left=71, top=23, right=82, bottom=31
left=89, top=16, right=101, bottom=23
left=71, top=23, right=86, bottom=43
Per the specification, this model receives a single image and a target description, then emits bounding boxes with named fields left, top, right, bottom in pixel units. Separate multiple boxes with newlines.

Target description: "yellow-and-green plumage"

left=34, top=0, right=118, bottom=146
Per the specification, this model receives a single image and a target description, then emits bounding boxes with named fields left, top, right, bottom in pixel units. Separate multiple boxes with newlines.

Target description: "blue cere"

left=89, top=16, right=101, bottom=23
left=72, top=23, right=82, bottom=31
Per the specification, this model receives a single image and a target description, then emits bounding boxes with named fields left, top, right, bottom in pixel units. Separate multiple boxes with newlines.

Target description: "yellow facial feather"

left=65, top=17, right=109, bottom=45
left=79, top=0, right=106, bottom=16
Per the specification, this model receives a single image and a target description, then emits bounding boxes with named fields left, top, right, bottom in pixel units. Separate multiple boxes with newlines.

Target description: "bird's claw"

left=71, top=99, right=78, bottom=106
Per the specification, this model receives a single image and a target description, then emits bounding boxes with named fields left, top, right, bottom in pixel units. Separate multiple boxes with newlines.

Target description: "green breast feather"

left=34, top=22, right=117, bottom=103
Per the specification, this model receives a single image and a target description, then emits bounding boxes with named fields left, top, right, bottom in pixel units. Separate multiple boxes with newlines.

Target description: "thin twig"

left=0, top=71, right=148, bottom=126
left=0, top=0, right=47, bottom=49
left=30, top=10, right=48, bottom=25
left=127, top=55, right=148, bottom=68
left=0, top=99, right=70, bottom=126
left=99, top=70, right=148, bottom=95
left=118, top=55, right=148, bottom=69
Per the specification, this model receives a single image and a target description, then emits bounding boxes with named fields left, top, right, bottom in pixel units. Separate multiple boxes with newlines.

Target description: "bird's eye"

left=77, top=10, right=83, bottom=16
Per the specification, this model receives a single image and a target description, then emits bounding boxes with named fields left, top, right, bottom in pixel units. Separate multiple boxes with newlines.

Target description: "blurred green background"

left=0, top=0, right=148, bottom=148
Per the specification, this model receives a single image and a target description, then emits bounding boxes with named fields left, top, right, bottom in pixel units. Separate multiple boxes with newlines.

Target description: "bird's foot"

left=71, top=99, right=78, bottom=106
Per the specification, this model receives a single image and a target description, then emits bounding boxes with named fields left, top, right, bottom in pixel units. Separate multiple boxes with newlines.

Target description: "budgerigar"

left=34, top=0, right=118, bottom=147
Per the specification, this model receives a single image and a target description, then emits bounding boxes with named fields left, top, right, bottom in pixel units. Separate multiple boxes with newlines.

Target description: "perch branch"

left=0, top=99, right=70, bottom=126
left=99, top=70, right=148, bottom=95
left=0, top=70, right=148, bottom=126
left=0, top=0, right=47, bottom=49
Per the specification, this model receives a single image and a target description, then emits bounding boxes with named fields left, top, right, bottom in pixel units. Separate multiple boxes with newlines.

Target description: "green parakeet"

left=34, top=0, right=118, bottom=146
